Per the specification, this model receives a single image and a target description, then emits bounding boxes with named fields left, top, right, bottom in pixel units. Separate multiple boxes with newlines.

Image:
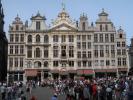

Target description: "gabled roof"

left=50, top=8, right=77, bottom=31
left=31, top=12, right=46, bottom=20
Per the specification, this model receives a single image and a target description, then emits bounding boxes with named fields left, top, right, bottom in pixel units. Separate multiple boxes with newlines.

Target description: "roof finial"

left=62, top=1, right=65, bottom=10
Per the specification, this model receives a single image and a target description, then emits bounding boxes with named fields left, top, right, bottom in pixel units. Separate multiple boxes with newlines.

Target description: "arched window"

left=16, top=25, right=19, bottom=30
left=35, top=48, right=41, bottom=58
left=105, top=24, right=108, bottom=31
left=44, top=61, right=48, bottom=67
left=44, top=35, right=49, bottom=43
left=100, top=24, right=102, bottom=31
left=27, top=35, right=32, bottom=43
left=36, top=34, right=40, bottom=42
left=34, top=61, right=41, bottom=68
left=82, top=22, right=85, bottom=31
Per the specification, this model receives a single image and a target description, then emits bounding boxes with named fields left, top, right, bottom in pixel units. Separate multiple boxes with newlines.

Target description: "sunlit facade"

left=8, top=8, right=128, bottom=82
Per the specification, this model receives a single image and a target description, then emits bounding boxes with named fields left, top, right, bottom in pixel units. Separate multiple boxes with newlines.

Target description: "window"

left=77, top=51, right=81, bottom=58
left=117, top=49, right=121, bottom=55
left=53, top=46, right=58, bottom=57
left=82, top=22, right=85, bottom=31
left=119, top=34, right=122, bottom=38
left=44, top=35, right=49, bottom=43
left=10, top=34, right=14, bottom=42
left=94, top=34, right=98, bottom=42
left=27, top=61, right=32, bottom=68
left=82, top=51, right=86, bottom=58
left=53, top=35, right=58, bottom=42
left=88, top=42, right=91, bottom=49
left=82, top=35, right=86, bottom=41
left=111, top=45, right=115, bottom=57
left=99, top=34, right=103, bottom=42
left=20, top=58, right=23, bottom=67
left=106, top=60, right=110, bottom=66
left=112, top=60, right=115, bottom=66
left=20, top=34, right=24, bottom=42
left=117, top=42, right=120, bottom=47
left=61, top=46, right=66, bottom=57
left=83, top=61, right=87, bottom=67
left=20, top=45, right=24, bottom=54
left=15, top=34, right=19, bottom=42
left=122, top=42, right=126, bottom=47
left=77, top=42, right=81, bottom=49
left=9, top=58, right=13, bottom=67
left=122, top=49, right=126, bottom=55
left=100, top=60, right=104, bottom=66
left=36, top=21, right=40, bottom=30
left=27, top=46, right=32, bottom=58
left=123, top=58, right=126, bottom=66
left=118, top=58, right=121, bottom=66
left=100, top=45, right=104, bottom=57
left=14, top=58, right=18, bottom=67
left=100, top=24, right=102, bottom=31
left=82, top=42, right=86, bottom=49
left=53, top=61, right=58, bottom=67
left=88, top=51, right=91, bottom=58
left=106, top=45, right=109, bottom=57
left=100, top=50, right=104, bottom=57
left=87, top=35, right=91, bottom=40
left=88, top=61, right=92, bottom=67
left=61, top=35, right=66, bottom=42
left=77, top=61, right=81, bottom=67
left=44, top=61, right=48, bottom=67
left=15, top=45, right=19, bottom=54
left=69, top=61, right=74, bottom=67
left=69, top=46, right=74, bottom=58
left=34, top=61, right=41, bottom=68
left=35, top=48, right=41, bottom=58
left=105, top=34, right=109, bottom=42
left=27, top=35, right=32, bottom=43
left=36, top=35, right=40, bottom=42
left=69, top=35, right=74, bottom=42
left=77, top=35, right=81, bottom=40
left=95, top=60, right=98, bottom=66
left=94, top=45, right=98, bottom=57
left=16, top=25, right=19, bottom=30
left=110, top=34, right=114, bottom=42
left=10, top=45, right=13, bottom=54
left=44, top=47, right=48, bottom=58
left=105, top=24, right=108, bottom=31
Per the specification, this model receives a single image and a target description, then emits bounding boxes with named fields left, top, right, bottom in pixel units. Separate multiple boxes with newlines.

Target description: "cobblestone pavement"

left=26, top=87, right=66, bottom=100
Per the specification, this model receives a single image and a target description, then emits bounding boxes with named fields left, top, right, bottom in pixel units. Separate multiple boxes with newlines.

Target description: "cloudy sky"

left=2, top=0, right=133, bottom=45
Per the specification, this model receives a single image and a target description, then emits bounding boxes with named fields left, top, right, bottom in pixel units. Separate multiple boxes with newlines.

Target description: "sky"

left=2, top=0, right=133, bottom=45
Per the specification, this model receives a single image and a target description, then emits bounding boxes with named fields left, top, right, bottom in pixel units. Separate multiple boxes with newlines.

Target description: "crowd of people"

left=0, top=76, right=133, bottom=100
left=49, top=76, right=133, bottom=100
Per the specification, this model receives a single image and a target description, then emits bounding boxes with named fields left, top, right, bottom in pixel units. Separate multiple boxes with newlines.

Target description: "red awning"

left=77, top=70, right=94, bottom=75
left=25, top=69, right=38, bottom=76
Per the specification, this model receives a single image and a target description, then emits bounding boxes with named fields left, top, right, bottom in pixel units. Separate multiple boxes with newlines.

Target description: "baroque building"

left=128, top=38, right=133, bottom=75
left=8, top=7, right=128, bottom=82
left=0, top=0, right=8, bottom=82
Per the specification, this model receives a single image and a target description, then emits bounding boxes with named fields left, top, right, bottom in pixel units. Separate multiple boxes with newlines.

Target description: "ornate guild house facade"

left=8, top=7, right=128, bottom=82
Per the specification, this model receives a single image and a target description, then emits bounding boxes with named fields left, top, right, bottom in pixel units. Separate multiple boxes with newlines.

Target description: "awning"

left=77, top=69, right=94, bottom=75
left=25, top=69, right=38, bottom=76
left=95, top=69, right=117, bottom=73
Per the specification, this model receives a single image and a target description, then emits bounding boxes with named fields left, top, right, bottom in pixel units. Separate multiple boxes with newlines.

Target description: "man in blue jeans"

left=51, top=93, right=58, bottom=100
